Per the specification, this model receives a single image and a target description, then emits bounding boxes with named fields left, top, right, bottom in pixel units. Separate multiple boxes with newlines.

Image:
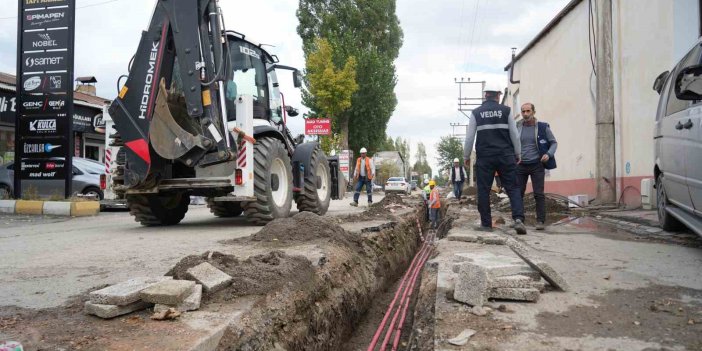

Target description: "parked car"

left=652, top=38, right=702, bottom=236
left=0, top=157, right=104, bottom=200
left=410, top=180, right=418, bottom=190
left=385, top=176, right=411, bottom=195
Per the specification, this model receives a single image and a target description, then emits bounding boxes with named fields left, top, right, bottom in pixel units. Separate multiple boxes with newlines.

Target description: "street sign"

left=304, top=118, right=331, bottom=135
left=15, top=0, right=75, bottom=198
left=339, top=149, right=351, bottom=181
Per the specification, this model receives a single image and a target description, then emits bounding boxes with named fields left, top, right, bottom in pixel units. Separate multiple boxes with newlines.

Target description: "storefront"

left=0, top=73, right=108, bottom=166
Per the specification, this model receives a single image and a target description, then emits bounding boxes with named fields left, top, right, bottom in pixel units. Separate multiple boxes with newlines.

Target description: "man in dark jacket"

left=463, top=82, right=527, bottom=234
left=517, top=103, right=558, bottom=230
left=450, top=158, right=467, bottom=199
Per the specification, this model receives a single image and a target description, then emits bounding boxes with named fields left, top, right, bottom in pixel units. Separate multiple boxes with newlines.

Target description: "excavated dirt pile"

left=249, top=211, right=362, bottom=249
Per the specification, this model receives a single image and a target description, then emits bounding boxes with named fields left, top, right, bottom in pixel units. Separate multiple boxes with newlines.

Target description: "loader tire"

left=206, top=198, right=243, bottom=218
left=242, top=137, right=293, bottom=225
left=295, top=145, right=331, bottom=215
left=127, top=192, right=190, bottom=226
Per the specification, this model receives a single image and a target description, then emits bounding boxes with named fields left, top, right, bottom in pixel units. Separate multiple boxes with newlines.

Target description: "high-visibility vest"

left=355, top=157, right=373, bottom=180
left=430, top=188, right=441, bottom=208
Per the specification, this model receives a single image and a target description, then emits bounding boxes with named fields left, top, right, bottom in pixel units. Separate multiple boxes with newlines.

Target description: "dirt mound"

left=167, top=251, right=314, bottom=300
left=372, top=192, right=405, bottom=207
left=250, top=211, right=362, bottom=249
left=465, top=186, right=477, bottom=196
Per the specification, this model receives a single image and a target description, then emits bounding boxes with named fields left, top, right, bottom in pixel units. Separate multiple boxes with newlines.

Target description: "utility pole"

left=455, top=77, right=485, bottom=118
left=449, top=122, right=468, bottom=141
left=595, top=0, right=616, bottom=204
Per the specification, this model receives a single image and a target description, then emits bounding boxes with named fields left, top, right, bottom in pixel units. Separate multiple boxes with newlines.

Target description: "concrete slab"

left=489, top=287, right=540, bottom=302
left=154, top=284, right=202, bottom=313
left=488, top=275, right=535, bottom=289
left=453, top=262, right=488, bottom=307
left=70, top=201, right=100, bottom=216
left=84, top=300, right=151, bottom=319
left=447, top=233, right=479, bottom=243
left=508, top=240, right=570, bottom=291
left=140, top=279, right=196, bottom=305
left=89, top=276, right=172, bottom=306
left=185, top=262, right=232, bottom=293
left=15, top=200, right=43, bottom=215
left=0, top=200, right=16, bottom=214
left=42, top=202, right=71, bottom=216
left=454, top=252, right=537, bottom=277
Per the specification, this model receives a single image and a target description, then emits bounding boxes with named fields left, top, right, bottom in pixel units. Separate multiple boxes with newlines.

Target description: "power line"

left=0, top=0, right=122, bottom=20
left=462, top=0, right=481, bottom=71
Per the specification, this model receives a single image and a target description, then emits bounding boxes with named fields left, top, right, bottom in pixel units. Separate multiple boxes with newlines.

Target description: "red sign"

left=305, top=118, right=331, bottom=135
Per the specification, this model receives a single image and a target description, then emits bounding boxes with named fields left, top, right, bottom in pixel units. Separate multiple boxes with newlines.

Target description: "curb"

left=0, top=200, right=100, bottom=217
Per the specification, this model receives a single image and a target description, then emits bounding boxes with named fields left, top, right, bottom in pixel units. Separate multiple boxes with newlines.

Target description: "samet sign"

left=304, top=118, right=331, bottom=135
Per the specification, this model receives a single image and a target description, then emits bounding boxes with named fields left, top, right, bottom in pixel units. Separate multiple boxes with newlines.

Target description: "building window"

left=0, top=127, right=14, bottom=165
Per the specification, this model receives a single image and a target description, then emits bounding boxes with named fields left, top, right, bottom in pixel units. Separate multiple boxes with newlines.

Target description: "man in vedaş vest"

left=350, top=147, right=375, bottom=207
left=463, top=81, right=527, bottom=234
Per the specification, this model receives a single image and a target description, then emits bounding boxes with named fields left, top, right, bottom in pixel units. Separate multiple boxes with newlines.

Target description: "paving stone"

left=185, top=262, right=233, bottom=293
left=489, top=287, right=540, bottom=302
left=89, top=277, right=172, bottom=306
left=453, top=262, right=488, bottom=307
left=153, top=284, right=202, bottom=313
left=140, top=279, right=196, bottom=305
left=508, top=242, right=570, bottom=291
left=84, top=300, right=151, bottom=319
left=478, top=234, right=507, bottom=245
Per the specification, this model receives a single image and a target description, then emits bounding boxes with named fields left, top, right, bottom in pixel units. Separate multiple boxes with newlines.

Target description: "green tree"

left=304, top=38, right=358, bottom=153
left=412, top=142, right=432, bottom=184
left=394, top=137, right=409, bottom=166
left=436, top=136, right=464, bottom=173
left=297, top=0, right=403, bottom=152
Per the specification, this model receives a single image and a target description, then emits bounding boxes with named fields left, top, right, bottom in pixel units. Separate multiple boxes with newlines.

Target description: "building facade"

left=0, top=72, right=109, bottom=166
left=505, top=0, right=701, bottom=207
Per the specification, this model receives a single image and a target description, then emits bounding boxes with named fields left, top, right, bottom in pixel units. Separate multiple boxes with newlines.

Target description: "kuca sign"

left=304, top=118, right=331, bottom=135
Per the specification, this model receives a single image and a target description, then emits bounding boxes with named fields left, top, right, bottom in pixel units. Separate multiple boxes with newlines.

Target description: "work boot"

left=350, top=202, right=358, bottom=207
left=536, top=222, right=546, bottom=231
left=514, top=219, right=527, bottom=235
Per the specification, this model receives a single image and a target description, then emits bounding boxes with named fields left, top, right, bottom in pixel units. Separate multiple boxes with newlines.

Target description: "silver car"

left=0, top=157, right=104, bottom=200
left=653, top=38, right=702, bottom=236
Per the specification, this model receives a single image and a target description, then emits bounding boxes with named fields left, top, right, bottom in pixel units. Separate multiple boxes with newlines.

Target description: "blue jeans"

left=353, top=176, right=373, bottom=203
left=430, top=208, right=440, bottom=229
left=476, top=155, right=524, bottom=227
left=453, top=181, right=464, bottom=199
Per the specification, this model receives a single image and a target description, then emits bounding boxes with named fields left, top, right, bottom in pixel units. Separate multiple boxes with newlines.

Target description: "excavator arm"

left=108, top=0, right=232, bottom=188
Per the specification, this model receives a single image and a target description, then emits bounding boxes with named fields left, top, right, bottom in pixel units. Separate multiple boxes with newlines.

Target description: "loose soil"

left=536, top=285, right=702, bottom=350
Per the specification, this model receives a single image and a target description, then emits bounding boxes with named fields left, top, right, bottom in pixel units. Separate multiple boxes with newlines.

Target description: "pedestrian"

left=463, top=82, right=527, bottom=234
left=428, top=180, right=441, bottom=229
left=517, top=103, right=558, bottom=230
left=350, top=147, right=375, bottom=207
left=450, top=158, right=467, bottom=199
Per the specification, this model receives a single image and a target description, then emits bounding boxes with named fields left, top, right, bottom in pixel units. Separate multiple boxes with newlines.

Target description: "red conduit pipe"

left=390, top=239, right=434, bottom=350
left=367, top=241, right=429, bottom=351
left=379, top=238, right=433, bottom=351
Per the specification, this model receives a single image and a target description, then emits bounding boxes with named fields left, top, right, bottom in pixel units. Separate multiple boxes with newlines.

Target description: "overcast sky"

left=0, top=0, right=569, bottom=174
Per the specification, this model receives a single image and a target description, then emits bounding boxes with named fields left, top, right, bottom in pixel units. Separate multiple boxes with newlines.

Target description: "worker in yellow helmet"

left=428, top=180, right=441, bottom=229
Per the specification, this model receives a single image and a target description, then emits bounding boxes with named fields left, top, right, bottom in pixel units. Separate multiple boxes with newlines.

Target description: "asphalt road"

left=0, top=194, right=382, bottom=309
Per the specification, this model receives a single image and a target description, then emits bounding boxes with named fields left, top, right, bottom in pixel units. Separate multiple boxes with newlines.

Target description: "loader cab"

left=225, top=34, right=300, bottom=125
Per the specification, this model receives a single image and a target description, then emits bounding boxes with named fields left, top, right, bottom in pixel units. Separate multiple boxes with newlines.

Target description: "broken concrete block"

left=140, top=279, right=196, bottom=305
left=508, top=242, right=570, bottom=291
left=84, top=300, right=151, bottom=319
left=185, top=262, right=232, bottom=293
left=488, top=275, right=535, bottom=289
left=454, top=252, right=537, bottom=278
left=89, top=276, right=172, bottom=306
left=153, top=284, right=202, bottom=313
left=453, top=262, right=488, bottom=307
left=478, top=234, right=507, bottom=245
left=489, top=288, right=540, bottom=302
left=447, top=233, right=479, bottom=243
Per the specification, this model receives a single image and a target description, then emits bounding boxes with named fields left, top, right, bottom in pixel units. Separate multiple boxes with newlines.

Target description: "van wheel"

left=656, top=174, right=685, bottom=231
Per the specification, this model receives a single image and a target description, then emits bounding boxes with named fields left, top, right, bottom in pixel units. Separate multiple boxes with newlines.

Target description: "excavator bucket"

left=149, top=79, right=209, bottom=163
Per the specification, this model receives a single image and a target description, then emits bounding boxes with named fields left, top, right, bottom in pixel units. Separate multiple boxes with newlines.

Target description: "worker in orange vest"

left=428, top=180, right=441, bottom=229
left=351, top=147, right=375, bottom=207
